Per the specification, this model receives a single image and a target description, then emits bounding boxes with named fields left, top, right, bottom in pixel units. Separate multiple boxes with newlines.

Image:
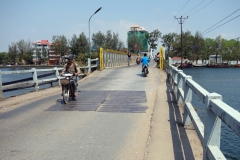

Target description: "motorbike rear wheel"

left=62, top=85, right=70, bottom=104
left=144, top=67, right=148, bottom=77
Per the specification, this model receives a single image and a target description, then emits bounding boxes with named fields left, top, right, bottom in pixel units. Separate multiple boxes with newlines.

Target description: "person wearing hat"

left=60, top=54, right=80, bottom=97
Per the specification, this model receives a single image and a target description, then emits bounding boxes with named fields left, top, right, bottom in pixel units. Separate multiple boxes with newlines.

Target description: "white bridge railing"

left=167, top=64, right=240, bottom=160
left=0, top=58, right=99, bottom=100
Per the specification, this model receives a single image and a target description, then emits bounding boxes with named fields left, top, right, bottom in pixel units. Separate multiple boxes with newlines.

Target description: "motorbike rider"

left=60, top=54, right=80, bottom=97
left=136, top=54, right=141, bottom=64
left=141, top=53, right=150, bottom=72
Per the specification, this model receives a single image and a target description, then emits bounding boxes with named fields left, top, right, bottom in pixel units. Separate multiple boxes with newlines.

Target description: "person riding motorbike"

left=136, top=54, right=141, bottom=64
left=141, top=53, right=150, bottom=72
left=59, top=54, right=80, bottom=97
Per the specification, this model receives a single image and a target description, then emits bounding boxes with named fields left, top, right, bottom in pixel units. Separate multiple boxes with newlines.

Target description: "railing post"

left=177, top=70, right=183, bottom=105
left=173, top=69, right=178, bottom=94
left=183, top=75, right=192, bottom=126
left=54, top=67, right=60, bottom=86
left=87, top=58, right=91, bottom=74
left=203, top=93, right=222, bottom=160
left=32, top=68, right=39, bottom=91
left=96, top=58, right=100, bottom=70
left=0, top=71, right=3, bottom=100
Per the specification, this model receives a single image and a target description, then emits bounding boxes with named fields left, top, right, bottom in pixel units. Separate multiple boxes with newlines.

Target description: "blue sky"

left=0, top=0, right=240, bottom=53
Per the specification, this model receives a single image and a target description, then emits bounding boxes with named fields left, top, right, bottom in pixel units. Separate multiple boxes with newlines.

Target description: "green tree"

left=104, top=30, right=113, bottom=49
left=229, top=39, right=240, bottom=63
left=117, top=40, right=125, bottom=51
left=146, top=29, right=162, bottom=51
left=52, top=35, right=69, bottom=57
left=111, top=32, right=119, bottom=50
left=0, top=52, right=9, bottom=65
left=92, top=31, right=105, bottom=49
left=69, top=34, right=78, bottom=55
left=213, top=35, right=223, bottom=64
left=23, top=50, right=33, bottom=65
left=203, top=38, right=214, bottom=62
left=17, top=39, right=33, bottom=64
left=191, top=31, right=204, bottom=63
left=8, top=42, right=18, bottom=64
left=161, top=33, right=177, bottom=58
left=77, top=32, right=88, bottom=54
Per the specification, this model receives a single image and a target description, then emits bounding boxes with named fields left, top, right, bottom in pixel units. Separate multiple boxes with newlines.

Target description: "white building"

left=32, top=40, right=60, bottom=65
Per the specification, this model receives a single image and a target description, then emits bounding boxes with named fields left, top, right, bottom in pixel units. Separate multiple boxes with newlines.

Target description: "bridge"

left=0, top=49, right=239, bottom=159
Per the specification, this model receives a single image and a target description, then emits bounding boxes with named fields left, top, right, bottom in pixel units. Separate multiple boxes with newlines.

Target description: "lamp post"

left=88, top=7, right=102, bottom=59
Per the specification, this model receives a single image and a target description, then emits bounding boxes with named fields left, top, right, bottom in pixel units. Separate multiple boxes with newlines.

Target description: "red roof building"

left=33, top=40, right=60, bottom=65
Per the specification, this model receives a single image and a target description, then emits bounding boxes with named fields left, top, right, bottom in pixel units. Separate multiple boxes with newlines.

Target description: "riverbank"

left=0, top=65, right=63, bottom=68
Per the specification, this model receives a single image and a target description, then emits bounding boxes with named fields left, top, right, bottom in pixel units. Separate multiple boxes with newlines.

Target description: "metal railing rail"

left=103, top=49, right=137, bottom=68
left=168, top=58, right=240, bottom=160
left=0, top=58, right=99, bottom=100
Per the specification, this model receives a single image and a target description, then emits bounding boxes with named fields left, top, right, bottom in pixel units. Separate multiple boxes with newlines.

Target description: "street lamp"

left=88, top=7, right=102, bottom=59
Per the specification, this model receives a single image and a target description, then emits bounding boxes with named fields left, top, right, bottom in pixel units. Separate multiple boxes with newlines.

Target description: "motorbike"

left=136, top=57, right=141, bottom=65
left=142, top=65, right=149, bottom=77
left=60, top=73, right=76, bottom=104
left=136, top=60, right=140, bottom=65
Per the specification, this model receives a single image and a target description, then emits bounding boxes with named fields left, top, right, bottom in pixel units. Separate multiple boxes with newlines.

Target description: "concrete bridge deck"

left=0, top=61, right=202, bottom=160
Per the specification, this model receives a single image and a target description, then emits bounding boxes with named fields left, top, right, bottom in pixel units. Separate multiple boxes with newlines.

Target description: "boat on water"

left=193, top=64, right=207, bottom=67
left=206, top=54, right=230, bottom=68
left=206, top=63, right=229, bottom=68
left=233, top=64, right=240, bottom=68
left=178, top=62, right=193, bottom=69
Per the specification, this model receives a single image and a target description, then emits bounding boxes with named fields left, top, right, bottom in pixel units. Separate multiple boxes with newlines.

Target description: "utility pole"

left=175, top=16, right=188, bottom=70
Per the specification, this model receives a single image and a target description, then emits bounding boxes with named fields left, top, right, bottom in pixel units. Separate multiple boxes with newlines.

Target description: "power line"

left=201, top=8, right=240, bottom=34
left=202, top=14, right=240, bottom=35
left=171, top=0, right=189, bottom=32
left=189, top=0, right=215, bottom=16
left=175, top=0, right=190, bottom=16
left=183, top=0, right=205, bottom=16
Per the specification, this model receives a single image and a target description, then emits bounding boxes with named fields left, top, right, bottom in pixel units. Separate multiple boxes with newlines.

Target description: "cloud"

left=220, top=32, right=236, bottom=40
left=31, top=29, right=37, bottom=33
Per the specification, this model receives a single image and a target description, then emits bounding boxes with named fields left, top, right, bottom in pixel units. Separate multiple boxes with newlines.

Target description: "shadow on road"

left=166, top=78, right=195, bottom=160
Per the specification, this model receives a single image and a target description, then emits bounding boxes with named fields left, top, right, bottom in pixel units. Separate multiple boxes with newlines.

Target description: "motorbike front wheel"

left=62, top=85, right=70, bottom=104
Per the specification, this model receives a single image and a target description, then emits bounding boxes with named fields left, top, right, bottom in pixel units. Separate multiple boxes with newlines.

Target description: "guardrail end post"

left=87, top=58, right=91, bottom=74
left=0, top=71, right=3, bottom=100
left=32, top=68, right=39, bottom=91
left=54, top=67, right=61, bottom=86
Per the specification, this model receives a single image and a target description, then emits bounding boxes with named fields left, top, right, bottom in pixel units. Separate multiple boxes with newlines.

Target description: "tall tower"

left=127, top=25, right=148, bottom=53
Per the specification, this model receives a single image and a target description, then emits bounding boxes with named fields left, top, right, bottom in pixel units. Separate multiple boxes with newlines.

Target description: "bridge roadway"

left=0, top=61, right=202, bottom=160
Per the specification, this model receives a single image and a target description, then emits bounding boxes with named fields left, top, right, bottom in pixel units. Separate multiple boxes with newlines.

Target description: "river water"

left=1, top=67, right=240, bottom=159
left=183, top=68, right=240, bottom=160
left=0, top=67, right=60, bottom=98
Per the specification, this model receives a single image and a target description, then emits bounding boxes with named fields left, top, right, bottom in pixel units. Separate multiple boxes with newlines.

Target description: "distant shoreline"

left=0, top=65, right=64, bottom=68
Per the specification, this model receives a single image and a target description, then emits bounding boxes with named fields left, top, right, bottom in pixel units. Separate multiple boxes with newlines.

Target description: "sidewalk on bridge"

left=144, top=70, right=203, bottom=160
